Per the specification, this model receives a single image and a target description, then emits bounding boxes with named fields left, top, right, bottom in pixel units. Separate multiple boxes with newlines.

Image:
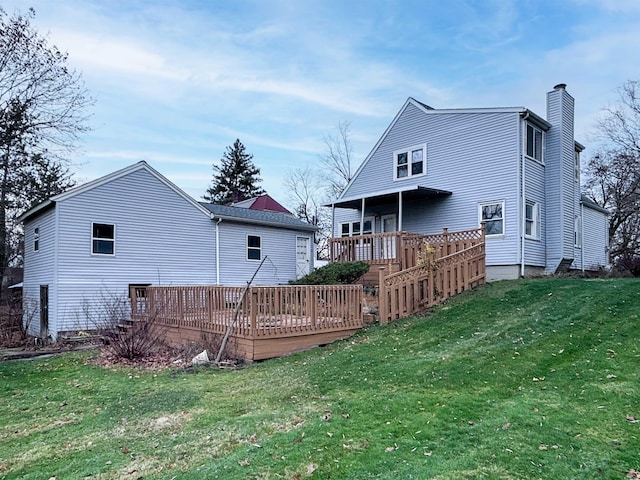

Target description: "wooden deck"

left=131, top=285, right=363, bottom=361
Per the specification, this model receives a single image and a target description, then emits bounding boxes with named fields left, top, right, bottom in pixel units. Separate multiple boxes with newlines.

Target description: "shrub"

left=615, top=254, right=640, bottom=277
left=291, top=261, right=370, bottom=285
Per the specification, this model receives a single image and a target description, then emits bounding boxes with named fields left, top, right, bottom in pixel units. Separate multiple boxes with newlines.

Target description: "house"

left=18, top=161, right=316, bottom=340
left=327, top=84, right=609, bottom=281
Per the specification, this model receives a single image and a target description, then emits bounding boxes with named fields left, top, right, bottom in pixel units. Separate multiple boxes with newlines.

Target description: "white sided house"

left=19, top=161, right=316, bottom=340
left=328, top=84, right=609, bottom=280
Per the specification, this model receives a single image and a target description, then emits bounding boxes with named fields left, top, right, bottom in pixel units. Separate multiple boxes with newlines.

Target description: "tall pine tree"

left=204, top=139, right=265, bottom=204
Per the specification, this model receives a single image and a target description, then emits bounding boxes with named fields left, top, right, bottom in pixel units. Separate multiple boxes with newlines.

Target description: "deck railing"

left=378, top=242, right=486, bottom=323
left=131, top=284, right=363, bottom=339
left=329, top=228, right=485, bottom=270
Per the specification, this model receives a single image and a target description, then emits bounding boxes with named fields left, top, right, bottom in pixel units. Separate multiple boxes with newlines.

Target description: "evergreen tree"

left=204, top=139, right=265, bottom=204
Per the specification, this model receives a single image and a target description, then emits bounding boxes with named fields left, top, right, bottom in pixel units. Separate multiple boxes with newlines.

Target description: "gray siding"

left=23, top=208, right=57, bottom=337
left=545, top=87, right=576, bottom=271
left=54, top=168, right=216, bottom=334
left=523, top=158, right=546, bottom=267
left=582, top=206, right=609, bottom=270
left=340, top=105, right=523, bottom=266
left=218, top=221, right=313, bottom=286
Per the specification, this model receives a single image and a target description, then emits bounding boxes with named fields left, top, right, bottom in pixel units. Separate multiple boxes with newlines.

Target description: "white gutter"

left=520, top=112, right=528, bottom=277
left=214, top=217, right=222, bottom=285
left=580, top=202, right=585, bottom=272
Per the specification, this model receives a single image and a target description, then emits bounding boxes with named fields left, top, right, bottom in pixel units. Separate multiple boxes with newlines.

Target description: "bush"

left=615, top=254, right=640, bottom=277
left=291, top=261, right=370, bottom=285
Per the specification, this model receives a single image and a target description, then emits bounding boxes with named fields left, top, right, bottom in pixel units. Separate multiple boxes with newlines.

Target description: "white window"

left=34, top=227, right=40, bottom=252
left=92, top=223, right=115, bottom=255
left=247, top=235, right=261, bottom=260
left=525, top=201, right=540, bottom=239
left=340, top=217, right=374, bottom=237
left=479, top=201, right=505, bottom=237
left=574, top=216, right=582, bottom=248
left=526, top=124, right=544, bottom=162
left=394, top=144, right=426, bottom=180
left=575, top=150, right=580, bottom=182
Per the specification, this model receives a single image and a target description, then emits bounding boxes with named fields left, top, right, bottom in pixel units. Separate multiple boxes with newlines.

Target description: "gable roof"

left=232, top=194, right=292, bottom=214
left=199, top=202, right=316, bottom=231
left=337, top=97, right=549, bottom=201
left=581, top=195, right=609, bottom=215
left=18, top=161, right=211, bottom=223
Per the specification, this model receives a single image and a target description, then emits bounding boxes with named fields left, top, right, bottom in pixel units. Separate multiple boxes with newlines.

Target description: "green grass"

left=1, top=277, right=639, bottom=479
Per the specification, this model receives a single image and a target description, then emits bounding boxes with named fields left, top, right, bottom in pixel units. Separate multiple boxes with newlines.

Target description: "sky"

left=4, top=0, right=640, bottom=207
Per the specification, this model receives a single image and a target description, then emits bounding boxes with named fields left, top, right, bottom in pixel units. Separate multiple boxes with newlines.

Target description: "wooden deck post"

left=378, top=266, right=388, bottom=324
left=250, top=289, right=258, bottom=338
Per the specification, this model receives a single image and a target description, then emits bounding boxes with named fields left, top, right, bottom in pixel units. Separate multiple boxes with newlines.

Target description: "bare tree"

left=320, top=121, right=354, bottom=197
left=585, top=80, right=640, bottom=268
left=1, top=8, right=92, bottom=299
left=283, top=166, right=331, bottom=259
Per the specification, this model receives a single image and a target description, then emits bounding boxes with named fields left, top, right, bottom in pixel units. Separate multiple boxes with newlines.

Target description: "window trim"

left=393, top=143, right=427, bottom=181
left=34, top=227, right=40, bottom=252
left=574, top=150, right=580, bottom=183
left=524, top=200, right=540, bottom=240
left=479, top=200, right=505, bottom=237
left=339, top=216, right=374, bottom=237
left=525, top=123, right=544, bottom=163
left=247, top=234, right=262, bottom=261
left=91, top=222, right=115, bottom=256
left=574, top=216, right=582, bottom=248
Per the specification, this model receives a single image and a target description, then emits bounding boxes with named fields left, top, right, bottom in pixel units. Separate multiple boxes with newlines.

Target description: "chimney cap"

left=553, top=83, right=567, bottom=90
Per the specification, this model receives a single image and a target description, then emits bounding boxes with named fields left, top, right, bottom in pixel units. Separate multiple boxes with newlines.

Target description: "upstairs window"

left=574, top=216, right=582, bottom=248
left=247, top=235, right=261, bottom=260
left=34, top=227, right=40, bottom=252
left=526, top=124, right=544, bottom=162
left=394, top=144, right=426, bottom=180
left=525, top=201, right=540, bottom=239
left=575, top=150, right=580, bottom=182
left=92, top=223, right=115, bottom=255
left=479, top=201, right=505, bottom=236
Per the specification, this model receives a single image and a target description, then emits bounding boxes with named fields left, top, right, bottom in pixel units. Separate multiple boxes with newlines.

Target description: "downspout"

left=520, top=112, right=529, bottom=278
left=398, top=191, right=403, bottom=231
left=214, top=216, right=222, bottom=285
left=580, top=202, right=585, bottom=272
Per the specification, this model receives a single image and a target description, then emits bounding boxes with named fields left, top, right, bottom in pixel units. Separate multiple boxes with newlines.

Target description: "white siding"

left=22, top=208, right=57, bottom=336
left=583, top=206, right=609, bottom=270
left=218, top=221, right=313, bottom=286
left=54, top=168, right=216, bottom=334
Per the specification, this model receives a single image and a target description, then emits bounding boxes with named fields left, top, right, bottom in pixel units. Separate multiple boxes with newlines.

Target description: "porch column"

left=398, top=191, right=403, bottom=231
left=360, top=198, right=366, bottom=233
left=331, top=203, right=335, bottom=262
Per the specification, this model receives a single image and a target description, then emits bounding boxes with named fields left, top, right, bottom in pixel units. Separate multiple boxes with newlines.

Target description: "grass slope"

left=1, top=278, right=639, bottom=479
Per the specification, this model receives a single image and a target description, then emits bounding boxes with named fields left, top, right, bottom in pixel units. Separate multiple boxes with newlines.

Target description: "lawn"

left=1, top=277, right=639, bottom=479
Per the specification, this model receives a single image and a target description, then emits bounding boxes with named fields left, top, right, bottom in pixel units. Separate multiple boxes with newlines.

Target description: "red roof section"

left=247, top=194, right=292, bottom=214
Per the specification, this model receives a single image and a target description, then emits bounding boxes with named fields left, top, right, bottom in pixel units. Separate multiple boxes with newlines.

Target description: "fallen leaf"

left=538, top=444, right=548, bottom=451
left=606, top=374, right=617, bottom=379
left=327, top=432, right=333, bottom=437
left=322, top=410, right=332, bottom=421
left=502, top=422, right=511, bottom=430
left=239, top=459, right=249, bottom=467
left=385, top=446, right=396, bottom=452
left=424, top=451, right=432, bottom=456
left=627, top=469, right=640, bottom=479
left=626, top=415, right=639, bottom=423
left=306, top=464, right=317, bottom=474
left=121, top=447, right=130, bottom=454
left=341, top=413, right=350, bottom=419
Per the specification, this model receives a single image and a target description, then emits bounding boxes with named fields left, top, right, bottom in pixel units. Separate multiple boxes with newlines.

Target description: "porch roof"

left=327, top=185, right=452, bottom=209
